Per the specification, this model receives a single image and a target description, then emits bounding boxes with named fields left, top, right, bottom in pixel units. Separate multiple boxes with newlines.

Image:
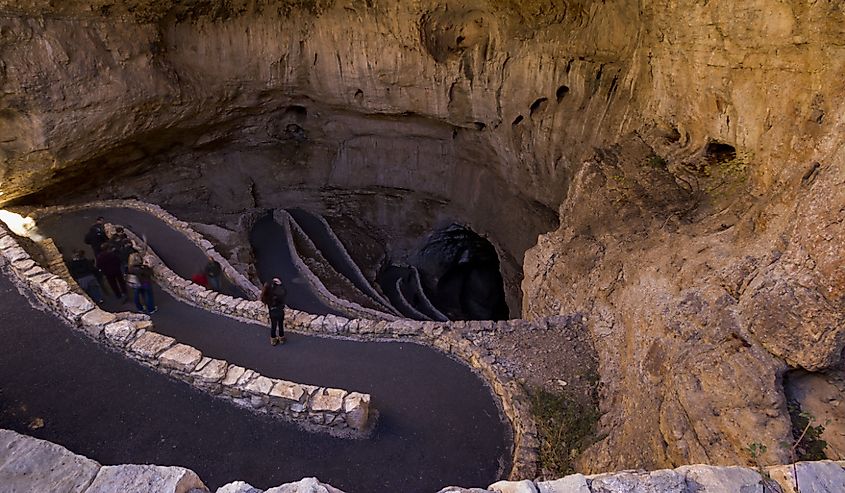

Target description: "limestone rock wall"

left=2, top=0, right=845, bottom=477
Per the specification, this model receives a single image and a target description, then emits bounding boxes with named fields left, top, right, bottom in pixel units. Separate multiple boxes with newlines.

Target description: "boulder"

left=588, top=469, right=686, bottom=493
left=42, top=278, right=70, bottom=300
left=342, top=392, right=370, bottom=431
left=310, top=388, right=347, bottom=413
left=767, top=461, right=845, bottom=493
left=193, top=359, right=229, bottom=383
left=270, top=381, right=306, bottom=403
left=536, top=474, right=590, bottom=493
left=59, top=293, right=96, bottom=319
left=103, top=320, right=138, bottom=347
left=264, top=477, right=345, bottom=493
left=222, top=365, right=247, bottom=386
left=245, top=376, right=275, bottom=395
left=217, top=481, right=263, bottom=493
left=488, top=480, right=537, bottom=493
left=129, top=331, right=176, bottom=359
left=159, top=344, right=203, bottom=373
left=80, top=309, right=117, bottom=338
left=0, top=429, right=101, bottom=493
left=678, top=465, right=765, bottom=492
left=85, top=464, right=207, bottom=493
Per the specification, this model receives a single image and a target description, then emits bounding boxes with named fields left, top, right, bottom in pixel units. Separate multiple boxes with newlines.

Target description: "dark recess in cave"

left=512, top=115, right=524, bottom=126
left=284, top=105, right=308, bottom=119
left=415, top=224, right=509, bottom=321
left=556, top=85, right=570, bottom=102
left=530, top=97, right=548, bottom=116
left=704, top=141, right=737, bottom=163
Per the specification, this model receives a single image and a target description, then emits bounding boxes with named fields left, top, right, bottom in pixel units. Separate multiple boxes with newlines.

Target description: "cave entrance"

left=413, top=224, right=509, bottom=321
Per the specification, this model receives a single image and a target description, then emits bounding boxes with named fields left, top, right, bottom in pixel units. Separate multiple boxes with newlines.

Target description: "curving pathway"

left=287, top=208, right=398, bottom=316
left=249, top=213, right=343, bottom=316
left=26, top=208, right=510, bottom=491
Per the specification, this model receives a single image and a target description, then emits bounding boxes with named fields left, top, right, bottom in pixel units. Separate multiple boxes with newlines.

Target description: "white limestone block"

left=129, top=331, right=176, bottom=359
left=488, top=480, right=538, bottom=493
left=537, top=474, right=590, bottom=493
left=159, top=344, right=203, bottom=373
left=0, top=429, right=101, bottom=493
left=767, top=460, right=845, bottom=493
left=85, top=464, right=207, bottom=493
left=310, top=388, right=347, bottom=413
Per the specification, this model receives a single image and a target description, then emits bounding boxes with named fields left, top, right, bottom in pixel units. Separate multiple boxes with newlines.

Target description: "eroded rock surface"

left=2, top=0, right=844, bottom=476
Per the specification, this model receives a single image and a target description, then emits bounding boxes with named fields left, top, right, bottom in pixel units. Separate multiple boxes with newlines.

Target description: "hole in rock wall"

left=556, top=85, right=570, bottom=102
left=512, top=115, right=524, bottom=126
left=704, top=141, right=737, bottom=163
left=529, top=97, right=548, bottom=116
left=284, top=105, right=308, bottom=120
left=412, top=224, right=509, bottom=321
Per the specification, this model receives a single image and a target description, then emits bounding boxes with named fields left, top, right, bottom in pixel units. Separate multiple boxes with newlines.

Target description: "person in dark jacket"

left=83, top=217, right=109, bottom=256
left=128, top=254, right=156, bottom=314
left=260, top=277, right=287, bottom=346
left=113, top=228, right=136, bottom=275
left=96, top=244, right=126, bottom=300
left=204, top=257, right=223, bottom=292
left=68, top=250, right=104, bottom=303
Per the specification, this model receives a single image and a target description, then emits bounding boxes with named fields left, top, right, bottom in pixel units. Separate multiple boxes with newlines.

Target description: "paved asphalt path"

left=17, top=208, right=511, bottom=491
left=249, top=214, right=342, bottom=316
left=287, top=208, right=386, bottom=309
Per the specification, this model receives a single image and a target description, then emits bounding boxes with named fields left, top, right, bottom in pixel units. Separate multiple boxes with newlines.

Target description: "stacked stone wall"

left=25, top=199, right=538, bottom=478
left=4, top=429, right=845, bottom=493
left=272, top=209, right=398, bottom=321
left=0, top=225, right=373, bottom=437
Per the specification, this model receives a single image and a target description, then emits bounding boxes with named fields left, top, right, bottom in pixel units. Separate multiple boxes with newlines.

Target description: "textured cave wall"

left=1, top=0, right=845, bottom=475
left=521, top=0, right=845, bottom=474
left=0, top=0, right=640, bottom=315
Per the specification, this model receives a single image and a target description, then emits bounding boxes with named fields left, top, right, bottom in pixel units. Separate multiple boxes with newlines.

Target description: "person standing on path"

left=204, top=257, right=223, bottom=292
left=113, top=227, right=136, bottom=275
left=128, top=253, right=157, bottom=314
left=83, top=217, right=108, bottom=256
left=261, top=278, right=287, bottom=346
left=67, top=250, right=105, bottom=303
left=96, top=244, right=126, bottom=301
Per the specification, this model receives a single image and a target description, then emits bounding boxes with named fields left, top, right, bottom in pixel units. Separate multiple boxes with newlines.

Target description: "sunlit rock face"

left=1, top=0, right=844, bottom=475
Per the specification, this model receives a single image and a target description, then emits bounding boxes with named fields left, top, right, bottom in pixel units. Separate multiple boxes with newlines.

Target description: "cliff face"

left=1, top=0, right=844, bottom=474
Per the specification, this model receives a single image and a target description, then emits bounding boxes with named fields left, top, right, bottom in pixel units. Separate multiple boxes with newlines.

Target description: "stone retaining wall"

left=0, top=225, right=373, bottom=437
left=4, top=428, right=845, bottom=493
left=392, top=276, right=432, bottom=321
left=290, top=208, right=400, bottom=315
left=409, top=265, right=449, bottom=322
left=30, top=200, right=261, bottom=300
left=273, top=209, right=398, bottom=321
left=29, top=199, right=538, bottom=478
left=287, top=210, right=398, bottom=317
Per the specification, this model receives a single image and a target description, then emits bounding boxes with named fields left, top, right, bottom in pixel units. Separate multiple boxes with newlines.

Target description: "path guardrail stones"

left=0, top=222, right=374, bottom=438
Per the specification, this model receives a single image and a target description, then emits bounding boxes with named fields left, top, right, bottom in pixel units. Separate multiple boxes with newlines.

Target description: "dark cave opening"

left=413, top=224, right=509, bottom=321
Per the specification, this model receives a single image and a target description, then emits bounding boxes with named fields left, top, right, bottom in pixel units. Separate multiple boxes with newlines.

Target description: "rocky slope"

left=1, top=0, right=844, bottom=475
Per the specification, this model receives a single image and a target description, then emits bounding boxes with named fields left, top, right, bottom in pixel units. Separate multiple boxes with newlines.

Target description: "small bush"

left=529, top=387, right=600, bottom=477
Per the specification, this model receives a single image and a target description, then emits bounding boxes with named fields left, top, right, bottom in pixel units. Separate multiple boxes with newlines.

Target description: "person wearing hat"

left=260, top=277, right=288, bottom=345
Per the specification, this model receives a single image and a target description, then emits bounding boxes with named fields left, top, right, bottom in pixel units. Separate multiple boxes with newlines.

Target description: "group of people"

left=75, top=217, right=288, bottom=346
left=76, top=216, right=157, bottom=314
